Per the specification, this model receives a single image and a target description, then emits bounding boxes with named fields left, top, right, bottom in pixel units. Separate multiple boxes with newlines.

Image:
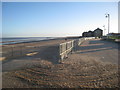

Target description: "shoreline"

left=1, top=37, right=64, bottom=46
left=1, top=38, right=66, bottom=47
left=1, top=36, right=81, bottom=46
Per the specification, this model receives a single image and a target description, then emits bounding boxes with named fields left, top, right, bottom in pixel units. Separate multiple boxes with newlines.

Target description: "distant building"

left=82, top=28, right=103, bottom=38
left=107, top=33, right=120, bottom=38
left=93, top=28, right=103, bottom=38
left=107, top=33, right=120, bottom=37
left=82, top=32, right=88, bottom=37
left=82, top=31, right=93, bottom=37
left=87, top=31, right=94, bottom=37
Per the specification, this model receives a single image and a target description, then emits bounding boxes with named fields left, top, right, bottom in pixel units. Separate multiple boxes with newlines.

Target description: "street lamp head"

left=105, top=13, right=110, bottom=34
left=105, top=13, right=110, bottom=18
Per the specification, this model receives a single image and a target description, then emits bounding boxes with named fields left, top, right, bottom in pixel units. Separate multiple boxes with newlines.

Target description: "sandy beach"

left=2, top=39, right=119, bottom=88
left=2, top=38, right=72, bottom=61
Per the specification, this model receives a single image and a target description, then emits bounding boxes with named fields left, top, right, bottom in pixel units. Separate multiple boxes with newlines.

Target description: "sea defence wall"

left=59, top=37, right=95, bottom=61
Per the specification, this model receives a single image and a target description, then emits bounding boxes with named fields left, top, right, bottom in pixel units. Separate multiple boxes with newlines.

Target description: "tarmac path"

left=77, top=39, right=118, bottom=64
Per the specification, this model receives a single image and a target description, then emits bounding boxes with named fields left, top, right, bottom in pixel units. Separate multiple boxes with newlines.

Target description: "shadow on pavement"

left=76, top=40, right=119, bottom=54
left=75, top=39, right=118, bottom=64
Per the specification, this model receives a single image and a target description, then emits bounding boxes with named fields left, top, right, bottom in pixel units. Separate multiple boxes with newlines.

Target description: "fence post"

left=70, top=41, right=71, bottom=53
left=60, top=44, right=62, bottom=60
left=72, top=40, right=74, bottom=52
left=21, top=45, right=22, bottom=56
left=11, top=46, right=14, bottom=57
left=66, top=43, right=68, bottom=58
left=59, top=38, right=84, bottom=61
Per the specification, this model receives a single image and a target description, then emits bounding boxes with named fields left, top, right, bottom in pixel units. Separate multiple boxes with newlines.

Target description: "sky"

left=2, top=2, right=118, bottom=37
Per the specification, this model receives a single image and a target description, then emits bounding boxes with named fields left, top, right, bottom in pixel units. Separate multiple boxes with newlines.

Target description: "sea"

left=0, top=37, right=57, bottom=45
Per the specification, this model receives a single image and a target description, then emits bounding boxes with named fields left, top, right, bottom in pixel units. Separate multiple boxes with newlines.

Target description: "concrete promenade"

left=77, top=39, right=118, bottom=64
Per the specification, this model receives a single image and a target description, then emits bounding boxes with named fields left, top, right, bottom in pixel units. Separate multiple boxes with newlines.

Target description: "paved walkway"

left=77, top=39, right=118, bottom=64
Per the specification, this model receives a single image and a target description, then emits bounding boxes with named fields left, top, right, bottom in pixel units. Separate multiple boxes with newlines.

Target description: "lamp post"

left=103, top=25, right=105, bottom=36
left=105, top=13, right=110, bottom=34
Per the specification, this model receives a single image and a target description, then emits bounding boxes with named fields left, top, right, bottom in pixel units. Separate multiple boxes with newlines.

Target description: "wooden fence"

left=1, top=43, right=41, bottom=60
left=59, top=40, right=74, bottom=60
left=84, top=37, right=95, bottom=40
left=1, top=37, right=95, bottom=61
left=59, top=38, right=84, bottom=60
left=59, top=37, right=95, bottom=60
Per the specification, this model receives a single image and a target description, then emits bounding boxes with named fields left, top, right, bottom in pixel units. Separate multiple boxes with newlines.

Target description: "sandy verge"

left=2, top=54, right=118, bottom=88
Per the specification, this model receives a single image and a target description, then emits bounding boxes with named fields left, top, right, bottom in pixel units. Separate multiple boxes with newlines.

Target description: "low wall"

left=59, top=37, right=95, bottom=60
left=59, top=40, right=74, bottom=60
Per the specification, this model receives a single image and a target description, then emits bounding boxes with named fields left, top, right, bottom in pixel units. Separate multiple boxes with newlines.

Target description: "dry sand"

left=2, top=39, right=70, bottom=61
left=2, top=39, right=119, bottom=88
left=2, top=39, right=71, bottom=71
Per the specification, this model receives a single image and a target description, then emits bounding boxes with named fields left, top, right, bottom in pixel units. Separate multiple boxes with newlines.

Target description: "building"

left=82, top=32, right=88, bottom=37
left=82, top=28, right=103, bottom=38
left=87, top=31, right=94, bottom=37
left=82, top=31, right=93, bottom=37
left=93, top=28, right=103, bottom=38
left=107, top=33, right=120, bottom=36
left=107, top=33, right=120, bottom=38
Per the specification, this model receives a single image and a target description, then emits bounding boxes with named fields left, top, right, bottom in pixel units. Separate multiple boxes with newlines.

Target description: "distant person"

left=65, top=38, right=67, bottom=41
